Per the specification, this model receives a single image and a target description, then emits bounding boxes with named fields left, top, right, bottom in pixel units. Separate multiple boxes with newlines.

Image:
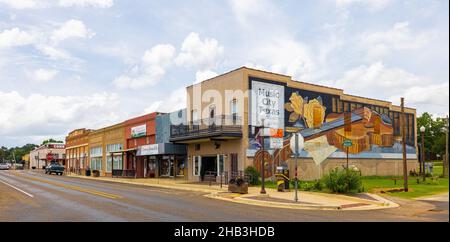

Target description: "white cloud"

left=114, top=44, right=176, bottom=89
left=250, top=37, right=318, bottom=81
left=334, top=62, right=426, bottom=98
left=360, top=22, right=434, bottom=59
left=35, top=44, right=72, bottom=60
left=0, top=0, right=47, bottom=9
left=0, top=91, right=120, bottom=137
left=58, top=0, right=114, bottom=8
left=175, top=32, right=224, bottom=69
left=142, top=44, right=175, bottom=66
left=195, top=70, right=218, bottom=84
left=389, top=82, right=449, bottom=107
left=336, top=0, right=392, bottom=11
left=51, top=19, right=95, bottom=44
left=229, top=0, right=274, bottom=26
left=0, top=28, right=36, bottom=48
left=144, top=87, right=186, bottom=114
left=0, top=0, right=113, bottom=9
left=29, top=68, right=59, bottom=83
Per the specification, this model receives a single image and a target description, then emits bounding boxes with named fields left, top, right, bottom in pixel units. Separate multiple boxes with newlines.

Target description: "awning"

left=136, top=143, right=186, bottom=156
left=109, top=148, right=137, bottom=156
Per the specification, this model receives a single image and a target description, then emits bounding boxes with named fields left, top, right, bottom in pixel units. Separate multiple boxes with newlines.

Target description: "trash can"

left=85, top=169, right=91, bottom=177
left=275, top=166, right=290, bottom=192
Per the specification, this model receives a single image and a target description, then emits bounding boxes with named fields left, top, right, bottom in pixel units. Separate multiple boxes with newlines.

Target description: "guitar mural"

left=283, top=91, right=415, bottom=165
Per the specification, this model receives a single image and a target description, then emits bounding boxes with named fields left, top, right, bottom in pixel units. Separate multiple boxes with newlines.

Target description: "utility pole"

left=444, top=115, right=449, bottom=177
left=260, top=116, right=266, bottom=195
left=294, top=133, right=298, bottom=202
left=401, top=98, right=408, bottom=192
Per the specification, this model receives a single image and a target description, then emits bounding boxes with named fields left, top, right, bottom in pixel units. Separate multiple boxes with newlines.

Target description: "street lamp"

left=420, top=126, right=426, bottom=181
left=259, top=111, right=267, bottom=195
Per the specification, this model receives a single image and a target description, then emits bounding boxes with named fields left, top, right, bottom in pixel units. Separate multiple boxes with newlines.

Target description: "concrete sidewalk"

left=65, top=173, right=398, bottom=211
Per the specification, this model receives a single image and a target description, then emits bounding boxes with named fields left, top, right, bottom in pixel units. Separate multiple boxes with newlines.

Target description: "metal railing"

left=170, top=115, right=242, bottom=140
left=112, top=169, right=136, bottom=178
left=230, top=171, right=252, bottom=183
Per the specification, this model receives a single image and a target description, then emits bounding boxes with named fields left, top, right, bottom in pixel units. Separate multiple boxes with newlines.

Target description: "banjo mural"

left=249, top=77, right=417, bottom=173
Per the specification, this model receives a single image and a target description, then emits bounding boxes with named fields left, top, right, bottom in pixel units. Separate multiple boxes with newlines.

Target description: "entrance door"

left=200, top=156, right=217, bottom=181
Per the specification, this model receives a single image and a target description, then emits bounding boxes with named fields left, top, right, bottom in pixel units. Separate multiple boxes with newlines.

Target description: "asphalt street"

left=0, top=170, right=448, bottom=222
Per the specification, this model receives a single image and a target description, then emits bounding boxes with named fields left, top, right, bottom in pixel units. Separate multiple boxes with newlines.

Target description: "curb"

left=204, top=193, right=342, bottom=210
left=66, top=174, right=227, bottom=194
left=64, top=173, right=398, bottom=211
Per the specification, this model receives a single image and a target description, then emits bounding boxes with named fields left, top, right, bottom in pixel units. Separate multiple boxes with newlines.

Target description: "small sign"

left=289, top=133, right=304, bottom=153
left=343, top=139, right=353, bottom=147
left=131, top=124, right=146, bottom=138
left=270, top=138, right=283, bottom=149
left=137, top=144, right=159, bottom=156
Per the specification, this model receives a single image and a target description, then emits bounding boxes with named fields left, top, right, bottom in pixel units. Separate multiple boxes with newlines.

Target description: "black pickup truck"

left=45, top=163, right=65, bottom=175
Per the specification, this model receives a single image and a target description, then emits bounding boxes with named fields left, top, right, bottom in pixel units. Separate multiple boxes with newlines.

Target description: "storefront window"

left=106, top=156, right=123, bottom=172
left=90, top=157, right=102, bottom=170
left=177, top=158, right=186, bottom=176
left=160, top=157, right=171, bottom=177
left=193, top=156, right=201, bottom=176
left=218, top=155, right=224, bottom=175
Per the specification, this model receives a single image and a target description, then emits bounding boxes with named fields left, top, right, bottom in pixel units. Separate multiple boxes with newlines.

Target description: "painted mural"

left=284, top=89, right=416, bottom=165
left=247, top=77, right=417, bottom=166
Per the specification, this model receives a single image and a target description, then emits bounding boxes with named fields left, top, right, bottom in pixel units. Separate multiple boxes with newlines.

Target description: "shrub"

left=290, top=179, right=323, bottom=191
left=313, top=179, right=323, bottom=191
left=323, top=167, right=362, bottom=193
left=244, top=166, right=260, bottom=185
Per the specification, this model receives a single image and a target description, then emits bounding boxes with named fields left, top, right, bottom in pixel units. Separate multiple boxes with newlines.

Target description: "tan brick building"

left=65, top=128, right=91, bottom=175
left=170, top=67, right=418, bottom=181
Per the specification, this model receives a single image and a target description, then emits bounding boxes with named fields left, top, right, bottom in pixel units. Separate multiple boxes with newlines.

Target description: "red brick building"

left=124, top=113, right=159, bottom=178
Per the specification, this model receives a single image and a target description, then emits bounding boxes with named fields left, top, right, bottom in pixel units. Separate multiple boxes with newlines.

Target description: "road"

left=0, top=170, right=448, bottom=222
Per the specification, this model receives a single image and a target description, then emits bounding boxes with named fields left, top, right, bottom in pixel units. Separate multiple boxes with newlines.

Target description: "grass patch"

left=251, top=166, right=449, bottom=199
left=360, top=165, right=448, bottom=199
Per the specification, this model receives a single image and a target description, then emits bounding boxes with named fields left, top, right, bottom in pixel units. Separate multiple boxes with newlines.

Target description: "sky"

left=0, top=0, right=448, bottom=147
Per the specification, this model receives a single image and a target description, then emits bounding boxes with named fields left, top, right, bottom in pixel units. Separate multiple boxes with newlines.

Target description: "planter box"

left=92, top=170, right=100, bottom=177
left=228, top=183, right=249, bottom=194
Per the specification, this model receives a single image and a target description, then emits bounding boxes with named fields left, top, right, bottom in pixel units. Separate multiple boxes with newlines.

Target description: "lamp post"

left=420, top=126, right=426, bottom=181
left=259, top=111, right=267, bottom=195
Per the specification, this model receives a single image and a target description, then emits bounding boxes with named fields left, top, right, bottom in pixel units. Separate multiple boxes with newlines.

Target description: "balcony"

left=170, top=115, right=243, bottom=143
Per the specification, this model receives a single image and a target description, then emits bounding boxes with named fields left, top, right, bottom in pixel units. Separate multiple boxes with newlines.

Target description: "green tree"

left=417, top=113, right=447, bottom=160
left=42, top=139, right=64, bottom=145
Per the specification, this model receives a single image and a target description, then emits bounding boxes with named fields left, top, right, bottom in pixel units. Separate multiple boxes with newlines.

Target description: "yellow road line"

left=11, top=171, right=122, bottom=199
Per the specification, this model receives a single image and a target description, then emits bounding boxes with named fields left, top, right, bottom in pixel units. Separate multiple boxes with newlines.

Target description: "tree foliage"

left=417, top=112, right=448, bottom=160
left=0, top=144, right=39, bottom=162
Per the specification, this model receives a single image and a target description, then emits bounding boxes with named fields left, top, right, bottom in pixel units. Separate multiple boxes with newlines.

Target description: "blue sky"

left=0, top=0, right=448, bottom=147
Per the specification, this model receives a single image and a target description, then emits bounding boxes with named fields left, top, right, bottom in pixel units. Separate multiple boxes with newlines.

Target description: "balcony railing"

left=170, top=115, right=242, bottom=141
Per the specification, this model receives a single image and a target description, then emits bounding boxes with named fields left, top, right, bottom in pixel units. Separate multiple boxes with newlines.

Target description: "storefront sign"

left=46, top=153, right=54, bottom=161
left=137, top=144, right=159, bottom=156
left=250, top=80, right=285, bottom=129
left=131, top=124, right=146, bottom=138
left=270, top=138, right=284, bottom=149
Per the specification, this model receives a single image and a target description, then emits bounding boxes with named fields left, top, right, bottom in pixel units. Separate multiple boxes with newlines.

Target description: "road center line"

left=10, top=172, right=122, bottom=200
left=0, top=178, right=34, bottom=198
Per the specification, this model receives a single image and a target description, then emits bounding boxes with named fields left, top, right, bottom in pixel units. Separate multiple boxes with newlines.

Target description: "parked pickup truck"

left=45, top=163, right=65, bottom=175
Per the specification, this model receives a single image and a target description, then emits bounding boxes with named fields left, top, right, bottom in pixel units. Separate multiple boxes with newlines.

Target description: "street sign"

left=270, top=138, right=283, bottom=149
left=343, top=139, right=353, bottom=148
left=289, top=133, right=304, bottom=154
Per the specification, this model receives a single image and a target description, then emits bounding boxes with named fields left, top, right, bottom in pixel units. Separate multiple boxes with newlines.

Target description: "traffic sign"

left=343, top=139, right=353, bottom=147
left=289, top=133, right=304, bottom=154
